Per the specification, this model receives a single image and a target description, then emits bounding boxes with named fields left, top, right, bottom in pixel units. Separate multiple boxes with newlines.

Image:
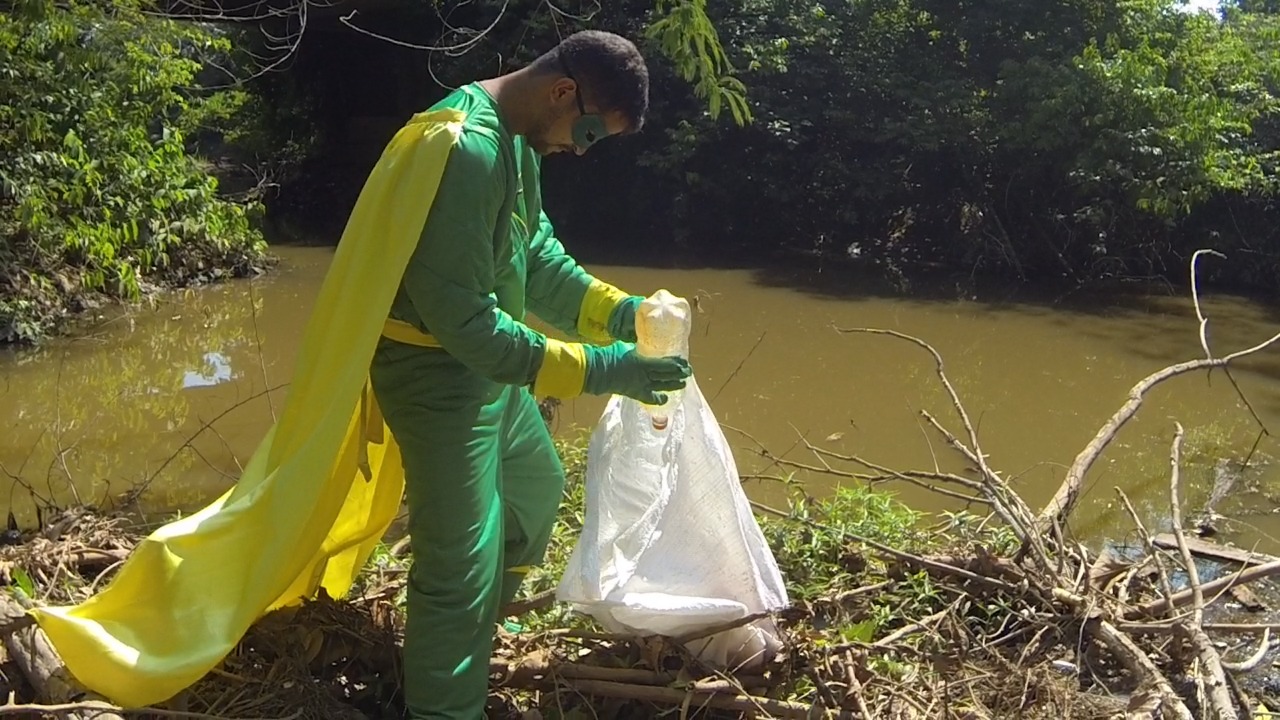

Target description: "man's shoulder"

left=427, top=84, right=509, bottom=166
left=429, top=84, right=502, bottom=132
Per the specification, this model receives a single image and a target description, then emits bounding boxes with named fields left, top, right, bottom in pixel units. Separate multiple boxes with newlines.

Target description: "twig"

left=1120, top=622, right=1280, bottom=634
left=919, top=412, right=1040, bottom=537
left=713, top=331, right=766, bottom=402
left=339, top=2, right=509, bottom=53
left=503, top=589, right=556, bottom=617
left=1169, top=425, right=1204, bottom=626
left=1131, top=556, right=1280, bottom=617
left=1091, top=619, right=1194, bottom=720
left=0, top=701, right=302, bottom=718
left=845, top=649, right=871, bottom=718
left=1191, top=249, right=1225, bottom=360
left=833, top=328, right=998, bottom=483
left=1116, top=489, right=1178, bottom=617
left=1220, top=628, right=1271, bottom=673
left=1036, top=334, right=1280, bottom=532
left=1190, top=249, right=1269, bottom=436
left=1168, top=422, right=1237, bottom=720
left=805, top=665, right=842, bottom=715
left=871, top=607, right=950, bottom=648
left=557, top=678, right=832, bottom=719
left=775, top=511, right=1021, bottom=594
left=795, top=434, right=988, bottom=504
left=247, top=283, right=276, bottom=423
left=675, top=610, right=778, bottom=645
left=834, top=328, right=1043, bottom=540
left=744, top=440, right=988, bottom=505
left=139, top=382, right=290, bottom=496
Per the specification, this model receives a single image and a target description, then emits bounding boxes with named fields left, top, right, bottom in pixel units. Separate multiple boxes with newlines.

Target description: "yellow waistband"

left=382, top=318, right=443, bottom=348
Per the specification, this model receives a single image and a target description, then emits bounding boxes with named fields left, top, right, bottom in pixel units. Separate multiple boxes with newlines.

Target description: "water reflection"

left=0, top=248, right=327, bottom=527
left=2, top=244, right=1280, bottom=556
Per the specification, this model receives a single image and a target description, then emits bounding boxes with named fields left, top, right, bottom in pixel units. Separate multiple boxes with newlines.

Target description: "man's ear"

left=549, top=77, right=577, bottom=104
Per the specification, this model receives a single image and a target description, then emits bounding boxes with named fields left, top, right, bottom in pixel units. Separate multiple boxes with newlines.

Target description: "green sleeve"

left=525, top=209, right=595, bottom=338
left=401, top=129, right=547, bottom=386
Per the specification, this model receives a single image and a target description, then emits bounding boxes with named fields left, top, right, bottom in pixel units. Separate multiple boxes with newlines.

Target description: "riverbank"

left=3, top=253, right=1280, bottom=717
left=2, top=430, right=1280, bottom=719
left=0, top=0, right=275, bottom=347
left=0, top=237, right=275, bottom=346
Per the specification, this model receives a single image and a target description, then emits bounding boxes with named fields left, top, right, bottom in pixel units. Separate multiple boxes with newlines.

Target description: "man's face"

left=527, top=78, right=629, bottom=156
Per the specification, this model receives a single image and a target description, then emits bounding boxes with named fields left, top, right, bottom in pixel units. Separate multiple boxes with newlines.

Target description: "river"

left=3, top=243, right=1280, bottom=553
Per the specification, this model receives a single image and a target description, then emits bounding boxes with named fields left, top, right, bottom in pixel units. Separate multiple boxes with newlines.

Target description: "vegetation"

left=6, top=0, right=1278, bottom=344
left=0, top=0, right=268, bottom=343
left=4, top=424, right=1276, bottom=719
left=561, top=0, right=1280, bottom=292
left=237, top=0, right=1280, bottom=296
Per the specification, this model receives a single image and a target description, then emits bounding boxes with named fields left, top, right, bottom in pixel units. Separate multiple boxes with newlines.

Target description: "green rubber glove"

left=584, top=342, right=691, bottom=405
left=606, top=295, right=643, bottom=343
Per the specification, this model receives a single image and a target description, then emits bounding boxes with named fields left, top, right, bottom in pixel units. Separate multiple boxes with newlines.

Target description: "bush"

left=0, top=0, right=268, bottom=342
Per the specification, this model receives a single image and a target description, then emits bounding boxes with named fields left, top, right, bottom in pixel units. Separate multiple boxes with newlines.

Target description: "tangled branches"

left=478, top=249, right=1280, bottom=717
left=2, top=248, right=1280, bottom=719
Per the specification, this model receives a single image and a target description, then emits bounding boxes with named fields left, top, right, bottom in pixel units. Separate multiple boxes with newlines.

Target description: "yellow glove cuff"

left=577, top=278, right=630, bottom=345
left=534, top=339, right=587, bottom=398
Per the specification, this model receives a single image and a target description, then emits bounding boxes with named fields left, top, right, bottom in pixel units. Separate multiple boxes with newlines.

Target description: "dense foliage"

left=5, top=0, right=1279, bottom=340
left=585, top=0, right=1280, bottom=291
left=249, top=0, right=1280, bottom=295
left=0, top=0, right=267, bottom=342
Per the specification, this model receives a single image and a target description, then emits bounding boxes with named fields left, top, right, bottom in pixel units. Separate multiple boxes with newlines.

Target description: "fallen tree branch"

left=559, top=678, right=834, bottom=719
left=1220, top=628, right=1271, bottom=673
left=1150, top=535, right=1277, bottom=568
left=1036, top=333, right=1280, bottom=533
left=1126, top=560, right=1280, bottom=620
left=1038, top=250, right=1280, bottom=532
left=502, top=589, right=555, bottom=617
left=0, top=701, right=301, bottom=718
left=1167, top=423, right=1237, bottom=720
left=0, top=593, right=123, bottom=720
left=1091, top=619, right=1194, bottom=720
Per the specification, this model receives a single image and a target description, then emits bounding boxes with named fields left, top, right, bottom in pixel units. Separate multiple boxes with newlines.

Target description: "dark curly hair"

left=528, top=30, right=650, bottom=134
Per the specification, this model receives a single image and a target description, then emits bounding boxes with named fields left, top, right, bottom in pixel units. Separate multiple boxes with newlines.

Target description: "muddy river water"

left=4, top=243, right=1280, bottom=553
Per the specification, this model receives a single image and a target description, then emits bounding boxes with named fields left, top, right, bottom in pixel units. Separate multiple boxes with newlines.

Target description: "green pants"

left=370, top=339, right=566, bottom=720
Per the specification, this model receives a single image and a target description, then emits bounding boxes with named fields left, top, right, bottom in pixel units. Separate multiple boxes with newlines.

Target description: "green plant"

left=647, top=0, right=752, bottom=125
left=0, top=0, right=267, bottom=341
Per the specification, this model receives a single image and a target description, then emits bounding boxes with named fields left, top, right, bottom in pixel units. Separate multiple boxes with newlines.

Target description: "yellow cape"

left=29, top=108, right=466, bottom=707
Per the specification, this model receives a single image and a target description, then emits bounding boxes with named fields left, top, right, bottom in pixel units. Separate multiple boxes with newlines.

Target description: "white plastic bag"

left=556, top=290, right=790, bottom=670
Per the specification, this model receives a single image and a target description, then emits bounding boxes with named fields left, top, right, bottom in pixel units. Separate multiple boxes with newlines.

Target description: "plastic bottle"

left=634, top=289, right=692, bottom=431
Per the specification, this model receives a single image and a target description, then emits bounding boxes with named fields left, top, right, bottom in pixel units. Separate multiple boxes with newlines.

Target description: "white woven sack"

left=556, top=292, right=790, bottom=669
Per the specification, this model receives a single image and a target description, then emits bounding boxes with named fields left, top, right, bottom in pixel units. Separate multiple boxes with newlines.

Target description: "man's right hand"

left=583, top=342, right=691, bottom=405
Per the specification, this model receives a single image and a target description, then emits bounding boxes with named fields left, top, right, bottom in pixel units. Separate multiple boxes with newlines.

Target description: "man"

left=368, top=30, right=691, bottom=719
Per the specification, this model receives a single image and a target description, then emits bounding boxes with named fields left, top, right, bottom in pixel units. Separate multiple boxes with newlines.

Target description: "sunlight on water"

left=3, top=243, right=1280, bottom=555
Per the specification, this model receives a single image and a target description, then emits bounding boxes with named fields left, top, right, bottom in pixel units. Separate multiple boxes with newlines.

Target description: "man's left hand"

left=607, top=295, right=643, bottom=343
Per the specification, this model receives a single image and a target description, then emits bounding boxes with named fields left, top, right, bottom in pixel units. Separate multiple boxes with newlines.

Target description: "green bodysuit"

left=368, top=83, right=633, bottom=719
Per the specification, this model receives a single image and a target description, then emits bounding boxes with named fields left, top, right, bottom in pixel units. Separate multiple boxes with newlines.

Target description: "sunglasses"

left=559, top=55, right=608, bottom=152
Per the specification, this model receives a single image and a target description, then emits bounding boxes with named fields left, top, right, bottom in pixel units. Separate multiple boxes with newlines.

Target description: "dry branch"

left=1092, top=619, right=1194, bottom=720
left=0, top=593, right=122, bottom=720
left=1167, top=423, right=1236, bottom=720
left=1035, top=336, right=1280, bottom=533
left=1038, top=249, right=1280, bottom=532
left=1127, top=559, right=1280, bottom=620
left=0, top=701, right=301, bottom=719
left=557, top=679, right=835, bottom=719
left=1150, top=535, right=1278, bottom=567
